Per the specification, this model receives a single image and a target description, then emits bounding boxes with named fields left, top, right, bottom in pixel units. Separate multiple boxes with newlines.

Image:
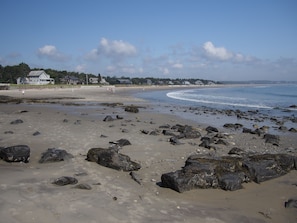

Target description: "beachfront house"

left=116, top=79, right=132, bottom=85
left=25, top=70, right=55, bottom=85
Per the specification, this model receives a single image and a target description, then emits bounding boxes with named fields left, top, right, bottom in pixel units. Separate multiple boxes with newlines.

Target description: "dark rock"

left=74, top=120, right=81, bottom=125
left=124, top=106, right=139, bottom=113
left=242, top=154, right=295, bottom=183
left=161, top=153, right=296, bottom=193
left=206, top=126, right=219, bottom=133
left=177, top=125, right=201, bottom=139
left=218, top=173, right=244, bottom=191
left=199, top=137, right=213, bottom=149
left=289, top=128, right=297, bottom=133
left=228, top=147, right=246, bottom=156
left=74, top=183, right=92, bottom=190
left=4, top=131, right=14, bottom=134
left=162, top=129, right=176, bottom=136
left=63, top=119, right=69, bottom=123
left=86, top=148, right=106, bottom=162
left=98, top=149, right=141, bottom=171
left=86, top=148, right=141, bottom=171
left=242, top=128, right=253, bottom=134
left=264, top=134, right=280, bottom=146
left=10, top=119, right=23, bottom=124
left=285, top=199, right=297, bottom=208
left=109, top=138, right=131, bottom=147
left=223, top=123, right=243, bottom=129
left=216, top=139, right=229, bottom=146
left=33, top=131, right=41, bottom=136
left=0, top=145, right=30, bottom=163
left=116, top=115, right=123, bottom=119
left=161, top=164, right=218, bottom=193
left=141, top=129, right=149, bottom=134
left=169, top=137, right=183, bottom=145
left=52, top=176, right=78, bottom=186
left=159, top=124, right=171, bottom=128
left=103, top=115, right=114, bottom=122
left=39, top=148, right=74, bottom=163
left=149, top=130, right=160, bottom=136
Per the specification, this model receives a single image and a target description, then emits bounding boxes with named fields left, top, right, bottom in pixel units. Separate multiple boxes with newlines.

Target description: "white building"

left=28, top=70, right=54, bottom=85
left=18, top=70, right=55, bottom=85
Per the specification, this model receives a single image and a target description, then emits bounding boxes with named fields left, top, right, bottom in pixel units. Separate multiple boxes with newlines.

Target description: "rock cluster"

left=161, top=153, right=297, bottom=192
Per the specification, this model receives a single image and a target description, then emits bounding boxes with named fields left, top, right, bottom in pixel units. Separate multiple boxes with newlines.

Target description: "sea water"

left=135, top=84, right=297, bottom=131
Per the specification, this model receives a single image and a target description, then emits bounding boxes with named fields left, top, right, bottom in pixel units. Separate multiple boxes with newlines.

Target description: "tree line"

left=0, top=62, right=218, bottom=85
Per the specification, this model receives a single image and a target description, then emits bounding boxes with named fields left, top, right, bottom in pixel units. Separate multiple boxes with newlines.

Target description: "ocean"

left=135, top=84, right=297, bottom=132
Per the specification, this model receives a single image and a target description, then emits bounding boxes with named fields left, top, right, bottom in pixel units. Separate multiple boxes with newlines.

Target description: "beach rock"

left=86, top=148, right=141, bottom=171
left=0, top=145, right=30, bottom=163
left=124, top=105, right=139, bottom=113
left=103, top=115, right=114, bottom=121
left=109, top=138, right=131, bottom=147
left=161, top=163, right=218, bottom=192
left=264, top=134, right=280, bottom=146
left=10, top=119, right=24, bottom=124
left=242, top=154, right=296, bottom=183
left=162, top=129, right=176, bottom=136
left=39, top=148, right=74, bottom=163
left=199, top=137, right=214, bottom=149
left=206, top=126, right=219, bottom=133
left=228, top=147, right=246, bottom=156
left=161, top=153, right=297, bottom=192
left=289, top=128, right=297, bottom=133
left=169, top=137, right=183, bottom=145
left=223, top=123, right=243, bottom=129
left=33, top=131, right=41, bottom=136
left=285, top=199, right=297, bottom=208
left=218, top=173, right=245, bottom=191
left=74, top=183, right=92, bottom=190
left=52, top=176, right=78, bottom=186
left=86, top=148, right=106, bottom=162
left=177, top=125, right=201, bottom=139
left=159, top=124, right=171, bottom=128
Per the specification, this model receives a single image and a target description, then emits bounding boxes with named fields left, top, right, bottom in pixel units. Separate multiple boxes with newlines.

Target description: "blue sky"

left=1, top=0, right=296, bottom=81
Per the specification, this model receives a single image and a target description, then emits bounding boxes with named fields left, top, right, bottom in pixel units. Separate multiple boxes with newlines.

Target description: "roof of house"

left=28, top=70, right=46, bottom=77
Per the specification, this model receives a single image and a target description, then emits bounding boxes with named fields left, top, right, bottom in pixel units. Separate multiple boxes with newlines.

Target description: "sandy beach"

left=0, top=86, right=296, bottom=223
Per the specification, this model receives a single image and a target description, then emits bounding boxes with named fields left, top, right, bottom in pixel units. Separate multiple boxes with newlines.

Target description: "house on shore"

left=60, top=75, right=82, bottom=85
left=116, top=79, right=132, bottom=85
left=17, top=70, right=55, bottom=85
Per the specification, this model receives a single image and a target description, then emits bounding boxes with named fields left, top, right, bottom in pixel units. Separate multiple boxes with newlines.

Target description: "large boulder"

left=86, top=148, right=141, bottom=171
left=0, top=145, right=30, bottom=163
left=242, top=154, right=296, bottom=183
left=161, top=154, right=296, bottom=193
left=39, top=148, right=74, bottom=163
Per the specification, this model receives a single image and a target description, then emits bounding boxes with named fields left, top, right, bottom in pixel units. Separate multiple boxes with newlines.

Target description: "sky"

left=1, top=0, right=297, bottom=81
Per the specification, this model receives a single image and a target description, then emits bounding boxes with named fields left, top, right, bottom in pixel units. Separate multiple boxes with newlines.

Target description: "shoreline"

left=0, top=86, right=297, bottom=223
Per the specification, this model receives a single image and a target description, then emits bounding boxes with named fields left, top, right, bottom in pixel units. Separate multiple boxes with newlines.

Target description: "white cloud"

left=172, top=63, right=183, bottom=69
left=37, top=45, right=69, bottom=62
left=98, top=38, right=137, bottom=57
left=203, top=41, right=233, bottom=61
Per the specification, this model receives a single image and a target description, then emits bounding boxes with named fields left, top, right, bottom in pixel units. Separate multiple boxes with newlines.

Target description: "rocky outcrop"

left=161, top=153, right=297, bottom=193
left=0, top=145, right=30, bottom=163
left=86, top=148, right=141, bottom=171
left=39, top=148, right=74, bottom=163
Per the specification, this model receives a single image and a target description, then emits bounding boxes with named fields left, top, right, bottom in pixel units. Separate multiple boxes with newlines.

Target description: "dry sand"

left=0, top=86, right=296, bottom=223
